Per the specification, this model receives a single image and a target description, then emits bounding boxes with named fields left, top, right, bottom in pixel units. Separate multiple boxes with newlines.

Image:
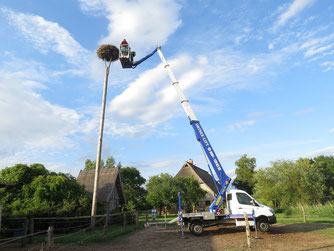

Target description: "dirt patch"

left=3, top=223, right=334, bottom=251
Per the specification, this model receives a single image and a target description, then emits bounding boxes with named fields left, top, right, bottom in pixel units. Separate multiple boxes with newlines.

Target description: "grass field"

left=276, top=213, right=334, bottom=224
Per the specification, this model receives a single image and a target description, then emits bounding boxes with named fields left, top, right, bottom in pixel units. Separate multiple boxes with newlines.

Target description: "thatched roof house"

left=174, top=160, right=221, bottom=211
left=77, top=167, right=126, bottom=213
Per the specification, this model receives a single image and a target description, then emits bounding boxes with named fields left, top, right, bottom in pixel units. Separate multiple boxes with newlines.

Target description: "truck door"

left=234, top=192, right=256, bottom=215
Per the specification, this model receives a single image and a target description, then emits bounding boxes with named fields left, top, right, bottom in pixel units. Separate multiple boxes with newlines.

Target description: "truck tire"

left=190, top=222, right=203, bottom=236
left=256, top=218, right=269, bottom=232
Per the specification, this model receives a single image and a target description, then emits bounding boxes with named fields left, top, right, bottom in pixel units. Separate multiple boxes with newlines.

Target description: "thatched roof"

left=77, top=167, right=126, bottom=204
left=175, top=161, right=221, bottom=194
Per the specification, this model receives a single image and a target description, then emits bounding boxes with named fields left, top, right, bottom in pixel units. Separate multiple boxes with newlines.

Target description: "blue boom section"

left=191, top=120, right=231, bottom=212
left=132, top=47, right=159, bottom=68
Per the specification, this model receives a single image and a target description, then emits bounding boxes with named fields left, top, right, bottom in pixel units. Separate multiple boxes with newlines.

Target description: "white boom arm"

left=156, top=47, right=198, bottom=122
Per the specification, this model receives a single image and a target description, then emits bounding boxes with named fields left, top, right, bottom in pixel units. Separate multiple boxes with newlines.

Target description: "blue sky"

left=0, top=0, right=333, bottom=181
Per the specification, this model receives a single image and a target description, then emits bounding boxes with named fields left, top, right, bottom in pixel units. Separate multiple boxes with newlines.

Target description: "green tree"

left=105, top=156, right=116, bottom=168
left=120, top=166, right=147, bottom=210
left=232, top=154, right=256, bottom=194
left=311, top=155, right=334, bottom=196
left=0, top=164, right=90, bottom=217
left=84, top=159, right=104, bottom=170
left=253, top=158, right=325, bottom=222
left=176, top=176, right=206, bottom=212
left=146, top=173, right=178, bottom=215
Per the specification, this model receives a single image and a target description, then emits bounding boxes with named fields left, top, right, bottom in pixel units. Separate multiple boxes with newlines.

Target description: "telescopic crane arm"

left=156, top=47, right=231, bottom=213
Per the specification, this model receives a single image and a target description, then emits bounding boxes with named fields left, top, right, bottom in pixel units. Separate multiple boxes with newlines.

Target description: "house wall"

left=106, top=186, right=120, bottom=213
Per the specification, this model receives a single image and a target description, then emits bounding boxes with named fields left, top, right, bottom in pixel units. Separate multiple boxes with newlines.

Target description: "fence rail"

left=0, top=210, right=151, bottom=249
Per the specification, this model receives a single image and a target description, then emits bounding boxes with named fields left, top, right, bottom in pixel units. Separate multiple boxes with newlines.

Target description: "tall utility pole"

left=91, top=44, right=119, bottom=228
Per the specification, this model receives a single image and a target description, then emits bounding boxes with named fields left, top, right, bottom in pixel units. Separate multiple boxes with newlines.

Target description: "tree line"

left=232, top=154, right=334, bottom=220
left=1, top=154, right=332, bottom=218
left=0, top=157, right=205, bottom=217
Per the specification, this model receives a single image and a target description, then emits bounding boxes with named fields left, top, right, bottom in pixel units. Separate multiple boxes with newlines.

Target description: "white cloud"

left=296, top=108, right=315, bottom=115
left=329, top=128, right=334, bottom=133
left=273, top=0, right=314, bottom=30
left=306, top=146, right=334, bottom=157
left=78, top=0, right=182, bottom=55
left=228, top=120, right=255, bottom=132
left=108, top=54, right=203, bottom=132
left=321, top=61, right=334, bottom=72
left=2, top=8, right=89, bottom=65
left=0, top=64, right=81, bottom=159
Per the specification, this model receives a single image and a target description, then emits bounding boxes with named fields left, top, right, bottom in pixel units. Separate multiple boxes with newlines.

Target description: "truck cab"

left=226, top=190, right=276, bottom=232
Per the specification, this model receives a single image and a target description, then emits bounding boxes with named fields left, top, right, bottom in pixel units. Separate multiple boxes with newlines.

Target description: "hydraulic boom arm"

left=156, top=47, right=231, bottom=213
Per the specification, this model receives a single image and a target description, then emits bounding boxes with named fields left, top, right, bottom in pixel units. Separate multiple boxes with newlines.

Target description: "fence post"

left=135, top=212, right=139, bottom=228
left=243, top=212, right=251, bottom=251
left=29, top=218, right=34, bottom=243
left=123, top=212, right=127, bottom=232
left=47, top=226, right=54, bottom=251
left=21, top=217, right=29, bottom=247
left=104, top=214, right=109, bottom=241
left=0, top=205, right=2, bottom=232
left=145, top=211, right=148, bottom=223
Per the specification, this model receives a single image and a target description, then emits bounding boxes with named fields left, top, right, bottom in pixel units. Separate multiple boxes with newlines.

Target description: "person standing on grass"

left=152, top=206, right=157, bottom=221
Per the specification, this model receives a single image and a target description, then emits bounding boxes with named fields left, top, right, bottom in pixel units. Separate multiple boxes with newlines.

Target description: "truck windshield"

left=236, top=193, right=253, bottom=205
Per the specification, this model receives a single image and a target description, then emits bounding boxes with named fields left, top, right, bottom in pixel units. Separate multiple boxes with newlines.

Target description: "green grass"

left=276, top=213, right=334, bottom=224
left=138, top=213, right=178, bottom=223
left=28, top=223, right=144, bottom=245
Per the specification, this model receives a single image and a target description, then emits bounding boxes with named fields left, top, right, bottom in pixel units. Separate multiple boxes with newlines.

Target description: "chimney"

left=189, top=159, right=193, bottom=164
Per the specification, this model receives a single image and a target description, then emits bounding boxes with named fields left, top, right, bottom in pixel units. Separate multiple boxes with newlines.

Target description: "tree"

left=84, top=156, right=115, bottom=170
left=176, top=176, right=206, bottom=212
left=232, top=154, right=256, bottom=194
left=146, top=173, right=178, bottom=215
left=84, top=159, right=104, bottom=170
left=253, top=158, right=325, bottom=222
left=0, top=164, right=90, bottom=217
left=120, top=166, right=147, bottom=210
left=311, top=155, right=334, bottom=196
left=105, top=156, right=116, bottom=168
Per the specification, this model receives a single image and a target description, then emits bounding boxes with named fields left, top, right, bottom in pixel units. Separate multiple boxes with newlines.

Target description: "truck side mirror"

left=251, top=199, right=257, bottom=206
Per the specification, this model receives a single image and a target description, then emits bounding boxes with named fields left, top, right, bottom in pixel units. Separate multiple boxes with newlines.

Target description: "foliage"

left=176, top=176, right=206, bottom=212
left=84, top=159, right=104, bottom=170
left=84, top=156, right=117, bottom=170
left=232, top=154, right=256, bottom=194
left=311, top=155, right=334, bottom=196
left=146, top=173, right=178, bottom=214
left=120, top=166, right=147, bottom=210
left=253, top=158, right=325, bottom=221
left=0, top=164, right=90, bottom=217
left=105, top=156, right=116, bottom=168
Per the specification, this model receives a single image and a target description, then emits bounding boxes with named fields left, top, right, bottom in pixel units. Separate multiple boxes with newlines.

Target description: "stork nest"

left=96, top=44, right=119, bottom=62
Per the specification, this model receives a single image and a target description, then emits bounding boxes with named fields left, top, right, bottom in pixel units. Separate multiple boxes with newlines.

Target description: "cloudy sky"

left=0, top=0, right=333, bottom=181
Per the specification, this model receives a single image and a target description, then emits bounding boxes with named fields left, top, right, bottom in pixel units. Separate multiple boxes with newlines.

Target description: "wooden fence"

left=0, top=210, right=151, bottom=249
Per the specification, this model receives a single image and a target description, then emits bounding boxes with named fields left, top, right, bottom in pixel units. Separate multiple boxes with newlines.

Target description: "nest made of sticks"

left=97, top=44, right=119, bottom=62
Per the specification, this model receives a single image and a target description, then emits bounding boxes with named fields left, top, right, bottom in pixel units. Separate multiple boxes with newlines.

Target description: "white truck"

left=182, top=189, right=276, bottom=235
left=120, top=42, right=276, bottom=235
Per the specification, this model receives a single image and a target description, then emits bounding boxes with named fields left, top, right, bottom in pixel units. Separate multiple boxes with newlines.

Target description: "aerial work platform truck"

left=120, top=42, right=277, bottom=235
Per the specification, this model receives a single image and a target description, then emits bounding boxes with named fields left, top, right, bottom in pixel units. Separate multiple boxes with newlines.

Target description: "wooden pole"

left=135, top=212, right=139, bottom=228
left=104, top=214, right=109, bottom=241
left=91, top=64, right=110, bottom=228
left=0, top=205, right=2, bottom=232
left=244, top=212, right=251, bottom=251
left=145, top=211, right=148, bottom=223
left=29, top=218, right=34, bottom=243
left=21, top=217, right=29, bottom=247
left=123, top=213, right=127, bottom=232
left=47, top=226, right=54, bottom=251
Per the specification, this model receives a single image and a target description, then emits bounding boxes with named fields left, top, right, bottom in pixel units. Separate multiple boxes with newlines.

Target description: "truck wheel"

left=190, top=222, right=203, bottom=236
left=257, top=218, right=269, bottom=232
